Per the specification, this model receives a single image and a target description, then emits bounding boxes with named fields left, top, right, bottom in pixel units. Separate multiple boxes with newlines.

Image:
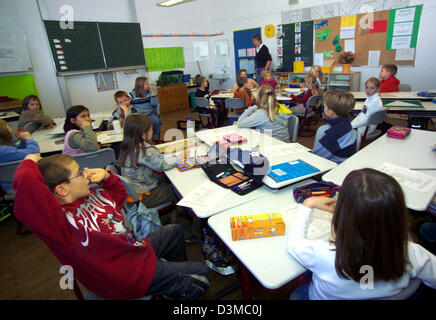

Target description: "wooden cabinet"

left=157, top=83, right=189, bottom=114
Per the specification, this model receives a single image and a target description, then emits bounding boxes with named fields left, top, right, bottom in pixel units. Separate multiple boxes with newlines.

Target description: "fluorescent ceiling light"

left=156, top=0, right=195, bottom=7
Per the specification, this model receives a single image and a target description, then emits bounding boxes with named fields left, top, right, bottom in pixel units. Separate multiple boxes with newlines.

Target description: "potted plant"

left=338, top=51, right=355, bottom=73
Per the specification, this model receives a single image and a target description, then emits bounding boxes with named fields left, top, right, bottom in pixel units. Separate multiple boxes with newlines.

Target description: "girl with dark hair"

left=233, top=76, right=254, bottom=113
left=62, top=105, right=99, bottom=156
left=119, top=114, right=198, bottom=243
left=286, top=168, right=436, bottom=300
left=18, top=95, right=56, bottom=129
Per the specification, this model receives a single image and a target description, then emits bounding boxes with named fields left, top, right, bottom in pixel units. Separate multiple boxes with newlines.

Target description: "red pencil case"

left=387, top=126, right=411, bottom=139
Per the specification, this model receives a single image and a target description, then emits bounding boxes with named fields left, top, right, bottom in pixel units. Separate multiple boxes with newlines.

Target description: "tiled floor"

left=1, top=105, right=434, bottom=300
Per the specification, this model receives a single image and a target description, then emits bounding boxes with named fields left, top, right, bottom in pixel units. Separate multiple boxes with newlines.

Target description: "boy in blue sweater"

left=312, top=90, right=357, bottom=164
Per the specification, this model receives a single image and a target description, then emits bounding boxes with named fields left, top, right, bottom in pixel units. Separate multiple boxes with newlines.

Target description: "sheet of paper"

left=344, top=39, right=355, bottom=53
left=395, top=48, right=415, bottom=61
left=375, top=163, right=436, bottom=193
left=246, top=48, right=256, bottom=57
left=393, top=22, right=414, bottom=36
left=239, top=59, right=255, bottom=75
left=177, top=180, right=231, bottom=212
left=314, top=52, right=324, bottom=66
left=281, top=205, right=333, bottom=241
left=395, top=7, right=416, bottom=23
left=340, top=27, right=355, bottom=39
left=368, top=50, right=381, bottom=66
left=238, top=48, right=246, bottom=58
left=262, top=143, right=310, bottom=159
left=341, top=15, right=356, bottom=28
left=391, top=36, right=411, bottom=49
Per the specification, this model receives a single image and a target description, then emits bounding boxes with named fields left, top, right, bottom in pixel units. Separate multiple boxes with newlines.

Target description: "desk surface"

left=208, top=180, right=316, bottom=289
left=0, top=111, right=20, bottom=121
left=354, top=100, right=436, bottom=112
left=0, top=99, right=21, bottom=111
left=211, top=89, right=297, bottom=102
left=351, top=91, right=436, bottom=100
left=322, top=130, right=436, bottom=211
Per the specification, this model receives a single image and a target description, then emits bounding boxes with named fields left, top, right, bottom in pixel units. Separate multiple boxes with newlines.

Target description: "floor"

left=1, top=106, right=435, bottom=300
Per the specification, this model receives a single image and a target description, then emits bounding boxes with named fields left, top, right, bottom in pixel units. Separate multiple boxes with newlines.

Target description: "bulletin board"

left=314, top=6, right=421, bottom=67
left=144, top=47, right=185, bottom=72
left=233, top=27, right=261, bottom=77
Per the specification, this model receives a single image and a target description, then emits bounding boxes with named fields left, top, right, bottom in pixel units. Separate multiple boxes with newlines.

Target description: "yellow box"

left=293, top=61, right=305, bottom=73
left=321, top=59, right=335, bottom=73
left=230, top=213, right=285, bottom=241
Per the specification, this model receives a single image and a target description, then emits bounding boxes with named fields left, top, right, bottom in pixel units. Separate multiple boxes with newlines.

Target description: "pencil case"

left=387, top=126, right=411, bottom=139
left=293, top=182, right=340, bottom=203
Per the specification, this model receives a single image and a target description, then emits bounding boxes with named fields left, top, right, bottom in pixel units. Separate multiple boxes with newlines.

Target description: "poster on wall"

left=386, top=5, right=422, bottom=50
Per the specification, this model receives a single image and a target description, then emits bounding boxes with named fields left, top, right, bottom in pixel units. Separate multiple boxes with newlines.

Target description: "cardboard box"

left=321, top=59, right=335, bottom=73
left=293, top=61, right=305, bottom=73
left=230, top=213, right=285, bottom=241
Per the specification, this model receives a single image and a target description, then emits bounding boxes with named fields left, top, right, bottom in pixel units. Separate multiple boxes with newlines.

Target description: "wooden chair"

left=287, top=115, right=299, bottom=142
left=194, top=97, right=215, bottom=129
left=294, top=95, right=322, bottom=137
left=360, top=110, right=387, bottom=149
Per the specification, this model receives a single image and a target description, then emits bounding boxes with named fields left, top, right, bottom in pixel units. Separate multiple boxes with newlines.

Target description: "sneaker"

left=184, top=234, right=200, bottom=244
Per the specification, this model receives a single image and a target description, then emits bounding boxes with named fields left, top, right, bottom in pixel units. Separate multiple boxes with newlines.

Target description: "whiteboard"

left=0, top=1, right=32, bottom=73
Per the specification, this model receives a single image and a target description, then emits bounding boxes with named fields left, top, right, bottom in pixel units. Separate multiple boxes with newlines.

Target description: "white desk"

left=354, top=101, right=436, bottom=116
left=351, top=91, right=436, bottom=100
left=0, top=111, right=20, bottom=122
left=322, top=130, right=436, bottom=211
left=211, top=90, right=294, bottom=103
left=38, top=130, right=123, bottom=154
left=208, top=179, right=317, bottom=290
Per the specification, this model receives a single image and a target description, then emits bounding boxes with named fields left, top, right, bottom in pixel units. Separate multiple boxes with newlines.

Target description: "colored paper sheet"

left=238, top=48, right=247, bottom=57
left=369, top=20, right=388, bottom=33
left=246, top=48, right=256, bottom=57
left=341, top=15, right=356, bottom=28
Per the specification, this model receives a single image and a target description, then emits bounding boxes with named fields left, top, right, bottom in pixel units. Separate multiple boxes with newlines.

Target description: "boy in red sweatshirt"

left=379, top=64, right=400, bottom=92
left=13, top=154, right=209, bottom=300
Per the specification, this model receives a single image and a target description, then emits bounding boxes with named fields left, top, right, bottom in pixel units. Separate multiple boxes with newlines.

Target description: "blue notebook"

left=267, top=160, right=320, bottom=182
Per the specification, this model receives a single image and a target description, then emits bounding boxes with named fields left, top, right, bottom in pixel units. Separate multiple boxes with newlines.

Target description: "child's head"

left=114, top=91, right=132, bottom=107
left=38, top=154, right=91, bottom=202
left=332, top=168, right=409, bottom=282
left=236, top=76, right=248, bottom=89
left=119, top=114, right=153, bottom=168
left=364, top=77, right=380, bottom=97
left=237, top=69, right=248, bottom=78
left=196, top=76, right=208, bottom=89
left=0, top=119, right=13, bottom=146
left=257, top=85, right=278, bottom=121
left=22, top=95, right=42, bottom=112
left=309, top=65, right=325, bottom=82
left=379, top=64, right=397, bottom=80
left=305, top=73, right=321, bottom=95
left=263, top=70, right=273, bottom=81
left=323, top=89, right=355, bottom=119
left=134, top=77, right=150, bottom=97
left=63, top=105, right=90, bottom=133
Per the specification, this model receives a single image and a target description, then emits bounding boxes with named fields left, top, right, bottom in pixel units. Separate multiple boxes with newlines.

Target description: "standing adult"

left=252, top=34, right=272, bottom=85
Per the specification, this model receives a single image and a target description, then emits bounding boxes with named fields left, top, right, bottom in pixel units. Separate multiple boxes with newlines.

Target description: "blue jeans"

left=256, top=67, right=265, bottom=85
left=147, top=112, right=162, bottom=141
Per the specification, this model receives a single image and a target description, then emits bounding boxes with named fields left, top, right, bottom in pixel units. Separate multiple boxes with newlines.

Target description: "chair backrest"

left=194, top=96, right=210, bottom=109
left=367, top=109, right=387, bottom=126
left=377, top=278, right=422, bottom=300
left=72, top=148, right=116, bottom=170
left=398, top=84, right=412, bottom=92
left=0, top=159, right=22, bottom=184
left=287, top=115, right=299, bottom=142
left=23, top=122, right=42, bottom=133
left=305, top=95, right=323, bottom=109
left=224, top=98, right=245, bottom=110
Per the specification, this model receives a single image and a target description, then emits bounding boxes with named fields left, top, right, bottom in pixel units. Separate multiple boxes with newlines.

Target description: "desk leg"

left=239, top=262, right=252, bottom=300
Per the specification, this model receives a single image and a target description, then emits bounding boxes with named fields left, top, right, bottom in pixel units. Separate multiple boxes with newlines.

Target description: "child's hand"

left=47, top=123, right=56, bottom=129
left=25, top=153, right=42, bottom=163
left=84, top=168, right=110, bottom=183
left=303, top=196, right=336, bottom=213
left=16, top=130, right=32, bottom=140
left=76, top=117, right=91, bottom=128
left=120, top=105, right=130, bottom=116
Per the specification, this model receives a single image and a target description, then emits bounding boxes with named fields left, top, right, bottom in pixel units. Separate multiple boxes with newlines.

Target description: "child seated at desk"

left=233, top=69, right=259, bottom=90
left=130, top=77, right=161, bottom=142
left=260, top=70, right=280, bottom=90
left=379, top=64, right=400, bottom=92
left=195, top=76, right=225, bottom=127
left=286, top=168, right=436, bottom=300
left=17, top=95, right=56, bottom=130
left=351, top=77, right=383, bottom=136
left=119, top=114, right=199, bottom=243
left=233, top=76, right=254, bottom=113
left=12, top=153, right=210, bottom=300
left=289, top=73, right=322, bottom=114
left=62, top=105, right=99, bottom=156
left=108, top=90, right=138, bottom=129
left=312, top=89, right=356, bottom=164
left=237, top=85, right=291, bottom=143
left=299, top=65, right=326, bottom=90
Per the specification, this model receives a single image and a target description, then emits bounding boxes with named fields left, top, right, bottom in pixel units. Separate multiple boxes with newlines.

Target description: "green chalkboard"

left=98, top=22, right=145, bottom=68
left=43, top=21, right=145, bottom=74
left=44, top=21, right=105, bottom=73
left=282, top=21, right=314, bottom=70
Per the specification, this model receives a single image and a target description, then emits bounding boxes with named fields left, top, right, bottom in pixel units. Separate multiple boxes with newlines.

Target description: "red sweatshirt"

left=290, top=89, right=313, bottom=104
left=380, top=76, right=400, bottom=92
left=13, top=160, right=157, bottom=300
